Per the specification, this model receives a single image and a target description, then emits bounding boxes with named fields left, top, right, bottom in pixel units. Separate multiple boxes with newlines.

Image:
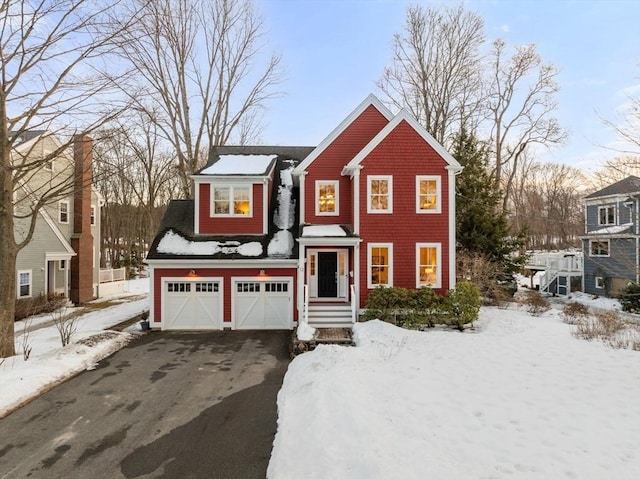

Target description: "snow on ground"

left=269, top=307, right=640, bottom=479
left=1, top=279, right=150, bottom=417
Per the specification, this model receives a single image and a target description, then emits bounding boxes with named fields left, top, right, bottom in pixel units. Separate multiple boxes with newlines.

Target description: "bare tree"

left=116, top=0, right=284, bottom=196
left=485, top=39, right=567, bottom=212
left=0, top=0, right=138, bottom=358
left=377, top=4, right=485, bottom=145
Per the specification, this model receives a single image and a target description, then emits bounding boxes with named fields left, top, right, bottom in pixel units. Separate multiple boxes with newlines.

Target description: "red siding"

left=305, top=105, right=389, bottom=225
left=153, top=267, right=298, bottom=324
left=199, top=183, right=265, bottom=235
left=357, top=120, right=451, bottom=306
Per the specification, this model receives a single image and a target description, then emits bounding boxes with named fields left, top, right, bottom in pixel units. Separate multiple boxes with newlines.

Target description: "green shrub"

left=362, top=286, right=412, bottom=323
left=619, top=282, right=640, bottom=313
left=442, top=282, right=481, bottom=330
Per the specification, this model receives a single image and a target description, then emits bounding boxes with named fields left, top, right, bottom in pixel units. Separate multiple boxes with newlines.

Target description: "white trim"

left=595, top=276, right=605, bottom=289
left=597, top=205, right=616, bottom=226
left=353, top=168, right=361, bottom=234
left=315, top=180, right=340, bottom=216
left=367, top=175, right=393, bottom=214
left=263, top=178, right=269, bottom=234
left=589, top=239, right=610, bottom=257
left=210, top=184, right=253, bottom=218
left=367, top=243, right=393, bottom=289
left=448, top=167, right=457, bottom=289
left=297, top=236, right=361, bottom=246
left=299, top=173, right=306, bottom=225
left=416, top=243, right=442, bottom=289
left=194, top=183, right=201, bottom=234
left=416, top=176, right=442, bottom=214
left=17, top=269, right=32, bottom=298
left=343, top=109, right=462, bottom=175
left=292, top=94, right=393, bottom=176
left=58, top=200, right=69, bottom=224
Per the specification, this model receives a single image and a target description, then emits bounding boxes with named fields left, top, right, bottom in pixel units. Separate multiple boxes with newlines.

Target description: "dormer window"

left=212, top=185, right=251, bottom=217
left=598, top=206, right=615, bottom=226
left=316, top=181, right=339, bottom=216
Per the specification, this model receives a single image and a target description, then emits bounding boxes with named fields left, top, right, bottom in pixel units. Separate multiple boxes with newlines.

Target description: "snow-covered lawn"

left=269, top=307, right=640, bottom=479
left=0, top=279, right=150, bottom=417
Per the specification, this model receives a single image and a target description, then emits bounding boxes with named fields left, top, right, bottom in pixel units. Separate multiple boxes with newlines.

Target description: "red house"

left=146, top=95, right=462, bottom=330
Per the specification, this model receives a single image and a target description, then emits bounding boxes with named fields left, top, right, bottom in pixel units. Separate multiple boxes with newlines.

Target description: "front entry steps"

left=290, top=327, right=354, bottom=356
left=307, top=303, right=353, bottom=328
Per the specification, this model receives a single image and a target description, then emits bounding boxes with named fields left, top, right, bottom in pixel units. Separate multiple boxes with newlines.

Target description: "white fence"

left=99, top=267, right=126, bottom=283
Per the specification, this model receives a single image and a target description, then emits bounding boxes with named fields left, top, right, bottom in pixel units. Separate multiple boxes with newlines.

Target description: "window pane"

left=419, top=247, right=438, bottom=286
left=371, top=247, right=389, bottom=285
left=419, top=180, right=437, bottom=210
left=234, top=200, right=250, bottom=215
left=318, top=184, right=336, bottom=213
left=214, top=188, right=229, bottom=200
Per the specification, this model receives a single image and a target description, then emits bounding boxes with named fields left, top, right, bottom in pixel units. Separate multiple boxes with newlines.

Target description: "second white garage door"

left=163, top=279, right=223, bottom=330
left=233, top=278, right=293, bottom=329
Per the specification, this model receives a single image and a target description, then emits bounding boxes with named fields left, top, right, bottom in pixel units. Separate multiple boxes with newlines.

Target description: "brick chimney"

left=70, top=135, right=95, bottom=304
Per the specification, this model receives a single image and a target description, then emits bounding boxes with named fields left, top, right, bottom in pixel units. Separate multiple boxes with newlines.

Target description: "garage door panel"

left=234, top=279, right=292, bottom=330
left=164, top=280, right=222, bottom=330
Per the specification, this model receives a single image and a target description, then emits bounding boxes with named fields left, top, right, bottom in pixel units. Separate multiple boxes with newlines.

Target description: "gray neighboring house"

left=13, top=131, right=101, bottom=304
left=581, top=176, right=640, bottom=297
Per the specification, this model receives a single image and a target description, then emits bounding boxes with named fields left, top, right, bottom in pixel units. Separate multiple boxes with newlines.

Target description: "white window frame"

left=367, top=175, right=393, bottom=214
left=59, top=200, right=69, bottom=224
left=90, top=204, right=96, bottom=225
left=367, top=243, right=393, bottom=289
left=210, top=185, right=253, bottom=217
left=59, top=260, right=66, bottom=271
left=589, top=239, right=610, bottom=257
left=315, top=180, right=339, bottom=216
left=17, top=270, right=32, bottom=298
left=598, top=205, right=616, bottom=226
left=416, top=176, right=441, bottom=214
left=416, top=243, right=442, bottom=289
left=595, top=276, right=605, bottom=289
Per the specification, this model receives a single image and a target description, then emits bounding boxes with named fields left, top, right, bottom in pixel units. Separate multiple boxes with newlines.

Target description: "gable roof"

left=342, top=109, right=462, bottom=175
left=292, top=94, right=394, bottom=176
left=585, top=176, right=640, bottom=199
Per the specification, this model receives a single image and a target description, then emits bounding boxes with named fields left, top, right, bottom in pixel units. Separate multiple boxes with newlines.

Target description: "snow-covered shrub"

left=619, top=282, right=640, bottom=313
left=561, top=302, right=590, bottom=324
left=519, top=290, right=551, bottom=316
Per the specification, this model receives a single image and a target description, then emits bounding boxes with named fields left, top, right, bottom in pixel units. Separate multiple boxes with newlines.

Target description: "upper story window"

left=367, top=176, right=392, bottom=213
left=211, top=185, right=251, bottom=217
left=416, top=176, right=441, bottom=214
left=18, top=270, right=32, bottom=298
left=590, top=240, right=610, bottom=257
left=368, top=243, right=393, bottom=288
left=416, top=243, right=441, bottom=288
left=59, top=201, right=69, bottom=224
left=90, top=205, right=96, bottom=225
left=316, top=181, right=339, bottom=216
left=598, top=205, right=615, bottom=226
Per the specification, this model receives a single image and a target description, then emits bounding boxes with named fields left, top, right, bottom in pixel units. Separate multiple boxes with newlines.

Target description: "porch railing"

left=99, top=267, right=126, bottom=283
left=303, top=284, right=310, bottom=325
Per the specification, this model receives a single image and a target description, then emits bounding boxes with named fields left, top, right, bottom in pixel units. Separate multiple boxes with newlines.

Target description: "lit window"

left=595, top=276, right=605, bottom=289
left=417, top=243, right=441, bottom=288
left=416, top=176, right=441, bottom=213
left=316, top=181, right=339, bottom=215
left=18, top=270, right=31, bottom=298
left=368, top=243, right=392, bottom=288
left=211, top=186, right=251, bottom=217
left=59, top=201, right=69, bottom=223
left=598, top=206, right=615, bottom=226
left=90, top=205, right=96, bottom=225
left=368, top=176, right=392, bottom=213
left=590, top=240, right=609, bottom=257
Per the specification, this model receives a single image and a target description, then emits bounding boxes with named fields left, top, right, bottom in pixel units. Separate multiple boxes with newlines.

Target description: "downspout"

left=446, top=166, right=462, bottom=290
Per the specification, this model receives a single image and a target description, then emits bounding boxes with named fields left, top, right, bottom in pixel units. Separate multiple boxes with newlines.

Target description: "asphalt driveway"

left=0, top=330, right=291, bottom=479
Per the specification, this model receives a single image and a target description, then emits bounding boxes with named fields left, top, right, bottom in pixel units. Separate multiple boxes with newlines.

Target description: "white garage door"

left=163, top=280, right=222, bottom=330
left=233, top=278, right=293, bottom=329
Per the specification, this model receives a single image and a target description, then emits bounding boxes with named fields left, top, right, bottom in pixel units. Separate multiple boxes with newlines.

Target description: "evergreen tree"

left=453, top=130, right=524, bottom=274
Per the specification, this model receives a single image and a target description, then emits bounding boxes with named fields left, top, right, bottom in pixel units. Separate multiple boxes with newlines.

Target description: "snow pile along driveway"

left=268, top=308, right=640, bottom=479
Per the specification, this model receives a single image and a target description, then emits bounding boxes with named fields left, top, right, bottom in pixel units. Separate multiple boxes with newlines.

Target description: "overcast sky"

left=257, top=0, right=640, bottom=175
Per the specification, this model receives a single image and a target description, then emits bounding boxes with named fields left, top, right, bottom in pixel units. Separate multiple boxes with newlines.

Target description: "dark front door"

left=317, top=252, right=338, bottom=297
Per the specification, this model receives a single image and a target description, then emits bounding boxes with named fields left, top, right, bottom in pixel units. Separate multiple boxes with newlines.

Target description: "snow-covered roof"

left=588, top=223, right=633, bottom=235
left=157, top=230, right=262, bottom=256
left=200, top=154, right=276, bottom=175
left=301, top=225, right=347, bottom=237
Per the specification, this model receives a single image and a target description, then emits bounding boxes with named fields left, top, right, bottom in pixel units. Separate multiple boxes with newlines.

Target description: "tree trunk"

left=0, top=147, right=17, bottom=357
